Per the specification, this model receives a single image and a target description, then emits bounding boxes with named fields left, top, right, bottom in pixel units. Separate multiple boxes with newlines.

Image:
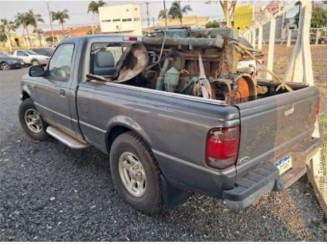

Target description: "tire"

left=0, top=62, right=10, bottom=70
left=18, top=98, right=49, bottom=141
left=110, top=131, right=162, bottom=214
left=31, top=60, right=39, bottom=66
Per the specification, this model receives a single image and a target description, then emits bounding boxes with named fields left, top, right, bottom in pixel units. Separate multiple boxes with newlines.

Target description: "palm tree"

left=168, top=1, right=192, bottom=26
left=0, top=18, right=16, bottom=51
left=87, top=0, right=107, bottom=34
left=26, top=10, right=44, bottom=47
left=15, top=12, right=32, bottom=48
left=51, top=9, right=70, bottom=32
left=158, top=9, right=168, bottom=19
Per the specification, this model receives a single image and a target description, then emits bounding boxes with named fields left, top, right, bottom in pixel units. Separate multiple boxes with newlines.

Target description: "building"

left=43, top=25, right=101, bottom=44
left=157, top=16, right=210, bottom=28
left=98, top=4, right=142, bottom=35
left=1, top=32, right=47, bottom=51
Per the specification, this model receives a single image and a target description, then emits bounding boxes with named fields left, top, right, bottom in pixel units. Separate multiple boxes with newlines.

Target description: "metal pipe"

left=142, top=36, right=224, bottom=49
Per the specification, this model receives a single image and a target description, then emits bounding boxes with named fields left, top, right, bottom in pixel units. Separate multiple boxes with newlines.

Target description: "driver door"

left=34, top=43, right=76, bottom=136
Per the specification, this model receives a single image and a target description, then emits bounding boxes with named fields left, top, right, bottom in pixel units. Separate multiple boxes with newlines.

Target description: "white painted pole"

left=258, top=26, right=263, bottom=50
left=266, top=18, right=276, bottom=80
left=301, top=2, right=314, bottom=86
left=251, top=29, right=256, bottom=48
left=287, top=29, right=292, bottom=47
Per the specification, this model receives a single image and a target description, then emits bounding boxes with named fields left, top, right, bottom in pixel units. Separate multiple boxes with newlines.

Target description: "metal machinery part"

left=98, top=33, right=263, bottom=105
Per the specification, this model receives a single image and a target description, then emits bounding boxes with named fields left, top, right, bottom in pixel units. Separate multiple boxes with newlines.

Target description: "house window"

left=122, top=18, right=132, bottom=22
left=113, top=19, right=120, bottom=22
left=102, top=19, right=111, bottom=22
left=134, top=18, right=140, bottom=21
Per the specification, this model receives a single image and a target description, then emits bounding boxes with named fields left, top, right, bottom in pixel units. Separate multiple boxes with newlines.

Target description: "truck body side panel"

left=77, top=82, right=240, bottom=195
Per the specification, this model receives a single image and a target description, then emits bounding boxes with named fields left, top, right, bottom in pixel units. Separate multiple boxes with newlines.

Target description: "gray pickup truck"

left=18, top=33, right=321, bottom=214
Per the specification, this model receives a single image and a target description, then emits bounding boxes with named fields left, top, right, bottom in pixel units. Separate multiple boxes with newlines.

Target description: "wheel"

left=110, top=131, right=162, bottom=214
left=0, top=62, right=10, bottom=70
left=18, top=98, right=49, bottom=141
left=31, top=60, right=40, bottom=66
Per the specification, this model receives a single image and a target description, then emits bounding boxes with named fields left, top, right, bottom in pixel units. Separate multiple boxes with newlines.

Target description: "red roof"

left=43, top=25, right=101, bottom=37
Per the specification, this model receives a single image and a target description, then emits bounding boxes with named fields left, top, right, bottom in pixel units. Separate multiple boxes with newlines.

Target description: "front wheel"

left=18, top=98, right=49, bottom=141
left=110, top=132, right=162, bottom=214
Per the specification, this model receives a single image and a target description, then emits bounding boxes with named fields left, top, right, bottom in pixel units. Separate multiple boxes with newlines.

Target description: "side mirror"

left=29, top=65, right=45, bottom=77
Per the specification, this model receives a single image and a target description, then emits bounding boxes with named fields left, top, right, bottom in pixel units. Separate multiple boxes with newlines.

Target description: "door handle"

left=59, top=89, right=65, bottom=96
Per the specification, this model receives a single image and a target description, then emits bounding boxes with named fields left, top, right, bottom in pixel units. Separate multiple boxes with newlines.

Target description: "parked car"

left=0, top=51, right=23, bottom=70
left=30, top=47, right=55, bottom=57
left=12, top=49, right=49, bottom=66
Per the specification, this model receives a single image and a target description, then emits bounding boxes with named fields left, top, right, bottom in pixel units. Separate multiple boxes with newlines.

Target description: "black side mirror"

left=29, top=65, right=45, bottom=77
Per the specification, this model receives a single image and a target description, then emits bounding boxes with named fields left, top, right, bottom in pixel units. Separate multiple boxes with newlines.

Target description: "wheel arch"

left=106, top=123, right=152, bottom=156
left=22, top=91, right=31, bottom=100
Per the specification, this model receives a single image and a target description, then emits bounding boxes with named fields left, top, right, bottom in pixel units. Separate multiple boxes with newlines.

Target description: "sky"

left=0, top=0, right=324, bottom=33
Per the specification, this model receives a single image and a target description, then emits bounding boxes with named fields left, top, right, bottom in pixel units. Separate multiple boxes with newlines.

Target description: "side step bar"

left=46, top=126, right=89, bottom=149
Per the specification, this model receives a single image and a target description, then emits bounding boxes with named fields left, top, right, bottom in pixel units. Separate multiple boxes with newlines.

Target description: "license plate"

left=274, top=154, right=292, bottom=175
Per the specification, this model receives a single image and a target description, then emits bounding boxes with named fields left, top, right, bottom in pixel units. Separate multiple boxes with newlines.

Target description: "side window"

left=49, top=44, right=74, bottom=81
left=91, top=43, right=125, bottom=76
left=17, top=51, right=27, bottom=56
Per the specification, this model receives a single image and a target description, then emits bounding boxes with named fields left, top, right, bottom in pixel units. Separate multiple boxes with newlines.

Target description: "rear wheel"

left=18, top=98, right=49, bottom=141
left=110, top=131, right=162, bottom=214
left=0, top=62, right=10, bottom=70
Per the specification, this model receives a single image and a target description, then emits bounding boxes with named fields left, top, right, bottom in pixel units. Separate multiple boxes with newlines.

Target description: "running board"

left=46, top=126, right=89, bottom=149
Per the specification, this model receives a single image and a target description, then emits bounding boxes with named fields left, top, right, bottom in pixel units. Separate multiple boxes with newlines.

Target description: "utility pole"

left=163, top=0, right=168, bottom=28
left=46, top=2, right=54, bottom=45
left=146, top=2, right=150, bottom=28
left=146, top=2, right=150, bottom=35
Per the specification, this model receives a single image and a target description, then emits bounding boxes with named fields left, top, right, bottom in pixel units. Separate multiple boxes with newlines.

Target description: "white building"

left=98, top=4, right=142, bottom=35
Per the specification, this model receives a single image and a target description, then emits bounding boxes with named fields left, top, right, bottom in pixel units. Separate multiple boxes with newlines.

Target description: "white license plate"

left=274, top=155, right=292, bottom=175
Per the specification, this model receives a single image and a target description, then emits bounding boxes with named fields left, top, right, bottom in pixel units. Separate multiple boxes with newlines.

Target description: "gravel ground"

left=0, top=67, right=326, bottom=241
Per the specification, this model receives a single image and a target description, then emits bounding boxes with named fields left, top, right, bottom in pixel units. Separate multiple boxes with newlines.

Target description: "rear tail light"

left=128, top=36, right=138, bottom=41
left=206, top=126, right=240, bottom=169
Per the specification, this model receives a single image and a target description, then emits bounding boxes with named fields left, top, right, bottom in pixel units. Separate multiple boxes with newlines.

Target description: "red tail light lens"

left=128, top=37, right=138, bottom=41
left=206, top=126, right=240, bottom=169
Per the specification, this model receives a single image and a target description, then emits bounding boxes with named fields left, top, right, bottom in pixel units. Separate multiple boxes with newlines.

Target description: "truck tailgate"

left=234, top=86, right=319, bottom=172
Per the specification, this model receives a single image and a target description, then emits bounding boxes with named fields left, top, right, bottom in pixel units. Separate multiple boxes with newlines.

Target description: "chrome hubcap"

left=118, top=152, right=146, bottom=197
left=24, top=109, right=42, bottom=133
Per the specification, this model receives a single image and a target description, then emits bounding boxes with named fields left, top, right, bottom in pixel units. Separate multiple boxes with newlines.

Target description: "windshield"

left=0, top=52, right=8, bottom=57
left=26, top=50, right=39, bottom=55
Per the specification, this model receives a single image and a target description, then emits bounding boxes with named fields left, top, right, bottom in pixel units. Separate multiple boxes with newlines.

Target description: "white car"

left=12, top=49, right=50, bottom=66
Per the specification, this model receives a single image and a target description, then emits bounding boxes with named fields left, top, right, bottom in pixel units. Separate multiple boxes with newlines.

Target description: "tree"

left=158, top=9, right=168, bottom=19
left=0, top=18, right=16, bottom=51
left=88, top=0, right=107, bottom=34
left=15, top=12, right=32, bottom=48
left=168, top=1, right=192, bottom=26
left=295, top=5, right=327, bottom=28
left=87, top=0, right=107, bottom=14
left=51, top=9, right=70, bottom=32
left=205, top=20, right=220, bottom=28
left=206, top=0, right=237, bottom=28
left=26, top=10, right=44, bottom=47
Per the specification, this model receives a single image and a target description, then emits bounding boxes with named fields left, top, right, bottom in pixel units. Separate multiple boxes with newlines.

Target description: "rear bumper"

left=223, top=162, right=278, bottom=210
left=222, top=137, right=322, bottom=210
